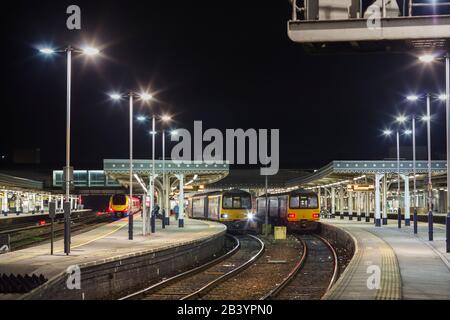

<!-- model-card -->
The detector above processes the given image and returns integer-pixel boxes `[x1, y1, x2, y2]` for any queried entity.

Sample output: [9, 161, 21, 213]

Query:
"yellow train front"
[107, 194, 141, 219]
[256, 189, 320, 232]
[187, 189, 254, 231]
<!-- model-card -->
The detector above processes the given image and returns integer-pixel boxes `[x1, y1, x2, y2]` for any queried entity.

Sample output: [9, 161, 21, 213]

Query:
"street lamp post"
[383, 127, 406, 228]
[110, 91, 153, 240]
[418, 53, 450, 251]
[40, 45, 100, 255]
[425, 94, 434, 241]
[396, 130, 402, 229]
[412, 116, 418, 234]
[161, 115, 172, 226]
[446, 54, 450, 253]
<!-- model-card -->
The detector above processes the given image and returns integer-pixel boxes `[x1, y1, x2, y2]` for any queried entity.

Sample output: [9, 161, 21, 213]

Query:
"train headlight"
[221, 213, 229, 219]
[247, 213, 254, 220]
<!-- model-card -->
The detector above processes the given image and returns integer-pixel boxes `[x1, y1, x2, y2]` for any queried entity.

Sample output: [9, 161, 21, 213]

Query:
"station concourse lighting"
[383, 129, 393, 136]
[38, 44, 100, 256]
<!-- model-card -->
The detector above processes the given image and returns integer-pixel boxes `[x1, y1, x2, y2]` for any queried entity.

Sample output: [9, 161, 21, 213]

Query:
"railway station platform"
[0, 216, 226, 300]
[324, 219, 450, 300]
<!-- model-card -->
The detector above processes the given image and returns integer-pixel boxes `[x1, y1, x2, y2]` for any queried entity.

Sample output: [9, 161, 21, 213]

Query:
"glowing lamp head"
[149, 131, 157, 135]
[140, 93, 153, 101]
[438, 94, 447, 101]
[418, 54, 435, 63]
[404, 129, 412, 136]
[137, 116, 147, 122]
[161, 115, 172, 122]
[82, 47, 100, 56]
[421, 115, 431, 122]
[39, 48, 55, 55]
[396, 115, 407, 123]
[109, 93, 122, 101]
[383, 129, 393, 136]
[171, 130, 179, 137]
[407, 95, 419, 102]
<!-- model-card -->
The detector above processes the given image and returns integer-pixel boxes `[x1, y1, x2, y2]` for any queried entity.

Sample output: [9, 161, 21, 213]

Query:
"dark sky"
[1, 0, 449, 171]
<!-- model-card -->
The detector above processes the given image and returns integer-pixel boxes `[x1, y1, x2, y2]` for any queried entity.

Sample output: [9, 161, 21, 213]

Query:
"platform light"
[39, 48, 56, 55]
[82, 46, 100, 56]
[161, 115, 172, 122]
[438, 94, 447, 101]
[137, 115, 147, 122]
[407, 95, 419, 102]
[109, 93, 122, 101]
[247, 213, 254, 220]
[404, 129, 413, 136]
[383, 129, 393, 136]
[149, 130, 157, 135]
[421, 115, 431, 122]
[419, 54, 436, 63]
[171, 130, 179, 136]
[396, 115, 407, 123]
[140, 92, 153, 101]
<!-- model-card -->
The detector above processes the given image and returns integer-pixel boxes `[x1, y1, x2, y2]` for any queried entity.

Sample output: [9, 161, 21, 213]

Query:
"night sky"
[1, 1, 449, 171]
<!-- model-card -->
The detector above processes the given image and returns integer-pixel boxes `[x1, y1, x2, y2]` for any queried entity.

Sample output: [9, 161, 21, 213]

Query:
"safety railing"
[291, 0, 450, 21]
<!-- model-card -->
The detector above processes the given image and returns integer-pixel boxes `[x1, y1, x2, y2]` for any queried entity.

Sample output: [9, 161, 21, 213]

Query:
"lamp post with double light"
[39, 45, 100, 255]
[383, 127, 411, 229]
[406, 93, 446, 240]
[137, 114, 173, 230]
[418, 53, 450, 251]
[110, 92, 153, 240]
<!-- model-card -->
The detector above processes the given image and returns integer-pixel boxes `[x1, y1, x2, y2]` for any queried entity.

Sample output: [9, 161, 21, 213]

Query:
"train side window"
[223, 196, 233, 208]
[290, 196, 299, 209]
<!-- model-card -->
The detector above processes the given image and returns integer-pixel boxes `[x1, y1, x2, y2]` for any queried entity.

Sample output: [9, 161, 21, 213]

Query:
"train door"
[208, 196, 220, 220]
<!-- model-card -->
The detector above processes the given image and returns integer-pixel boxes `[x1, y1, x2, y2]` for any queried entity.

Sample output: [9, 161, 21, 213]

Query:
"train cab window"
[223, 195, 251, 209]
[289, 194, 318, 209]
[112, 194, 127, 205]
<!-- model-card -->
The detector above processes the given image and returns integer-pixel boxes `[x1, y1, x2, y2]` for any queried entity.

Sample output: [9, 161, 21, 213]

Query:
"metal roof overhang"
[0, 173, 44, 191]
[103, 159, 229, 193]
[286, 160, 448, 188]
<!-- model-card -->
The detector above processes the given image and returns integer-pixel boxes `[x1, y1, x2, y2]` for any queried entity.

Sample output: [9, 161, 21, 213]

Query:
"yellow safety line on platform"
[70, 221, 129, 250]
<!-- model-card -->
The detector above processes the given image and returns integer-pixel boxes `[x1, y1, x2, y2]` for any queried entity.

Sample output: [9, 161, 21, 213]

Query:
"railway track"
[1, 214, 110, 251]
[262, 234, 339, 300]
[120, 234, 265, 300]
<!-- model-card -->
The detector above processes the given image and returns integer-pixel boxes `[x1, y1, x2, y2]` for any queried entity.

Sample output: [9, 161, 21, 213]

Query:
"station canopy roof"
[103, 159, 230, 193]
[286, 160, 448, 189]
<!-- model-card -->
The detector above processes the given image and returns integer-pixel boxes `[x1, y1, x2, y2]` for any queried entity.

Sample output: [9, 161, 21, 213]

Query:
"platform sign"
[0, 234, 10, 254]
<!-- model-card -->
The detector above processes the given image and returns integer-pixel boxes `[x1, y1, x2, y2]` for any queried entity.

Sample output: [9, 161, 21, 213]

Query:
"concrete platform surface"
[0, 216, 226, 282]
[325, 219, 450, 300]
